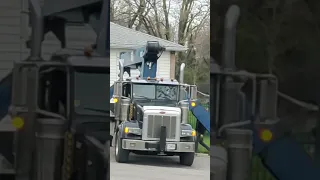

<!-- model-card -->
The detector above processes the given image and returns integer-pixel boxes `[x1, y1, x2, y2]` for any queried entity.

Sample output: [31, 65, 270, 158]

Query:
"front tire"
[179, 152, 195, 166]
[115, 132, 129, 163]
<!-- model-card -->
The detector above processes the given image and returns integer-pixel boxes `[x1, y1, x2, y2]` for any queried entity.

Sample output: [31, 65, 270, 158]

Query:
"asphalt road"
[110, 147, 210, 180]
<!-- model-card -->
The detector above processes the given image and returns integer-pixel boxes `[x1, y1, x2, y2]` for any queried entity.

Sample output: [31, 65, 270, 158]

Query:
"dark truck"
[10, 53, 110, 180]
[0, 0, 111, 179]
[111, 63, 198, 166]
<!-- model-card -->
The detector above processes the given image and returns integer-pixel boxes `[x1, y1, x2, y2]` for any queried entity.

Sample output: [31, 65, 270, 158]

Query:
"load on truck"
[110, 41, 200, 166]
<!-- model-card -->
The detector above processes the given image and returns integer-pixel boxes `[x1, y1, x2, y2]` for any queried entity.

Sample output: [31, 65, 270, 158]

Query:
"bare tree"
[112, 0, 210, 85]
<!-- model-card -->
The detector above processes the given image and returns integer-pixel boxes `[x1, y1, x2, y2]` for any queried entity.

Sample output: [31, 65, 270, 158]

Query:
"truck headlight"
[181, 130, 196, 137]
[124, 127, 142, 135]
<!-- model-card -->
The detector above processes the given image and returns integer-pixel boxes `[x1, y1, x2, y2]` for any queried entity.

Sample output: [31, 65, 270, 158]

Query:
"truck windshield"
[74, 71, 109, 116]
[132, 83, 178, 101]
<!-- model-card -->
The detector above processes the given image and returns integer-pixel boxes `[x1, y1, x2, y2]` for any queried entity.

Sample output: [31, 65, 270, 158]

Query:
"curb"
[196, 153, 209, 157]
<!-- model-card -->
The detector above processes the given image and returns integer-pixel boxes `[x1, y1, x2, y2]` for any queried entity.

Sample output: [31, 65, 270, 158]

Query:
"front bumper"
[122, 139, 195, 152]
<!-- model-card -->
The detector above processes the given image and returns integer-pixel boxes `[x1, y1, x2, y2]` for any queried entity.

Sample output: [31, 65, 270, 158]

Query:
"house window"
[120, 52, 126, 59]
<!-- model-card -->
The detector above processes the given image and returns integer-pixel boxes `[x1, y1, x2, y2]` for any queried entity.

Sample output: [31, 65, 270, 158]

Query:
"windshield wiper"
[157, 95, 172, 101]
[83, 107, 110, 115]
[134, 95, 153, 100]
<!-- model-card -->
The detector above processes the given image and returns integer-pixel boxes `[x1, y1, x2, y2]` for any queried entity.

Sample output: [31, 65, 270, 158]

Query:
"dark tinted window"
[74, 71, 109, 116]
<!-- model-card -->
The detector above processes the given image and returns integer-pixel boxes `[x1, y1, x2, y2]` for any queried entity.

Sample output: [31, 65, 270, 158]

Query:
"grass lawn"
[197, 135, 210, 154]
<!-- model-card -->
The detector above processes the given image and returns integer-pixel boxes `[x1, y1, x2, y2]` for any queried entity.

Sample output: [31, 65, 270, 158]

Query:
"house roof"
[110, 22, 187, 52]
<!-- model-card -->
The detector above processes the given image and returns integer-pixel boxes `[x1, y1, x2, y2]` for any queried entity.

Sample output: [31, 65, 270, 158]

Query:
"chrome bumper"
[122, 139, 195, 153]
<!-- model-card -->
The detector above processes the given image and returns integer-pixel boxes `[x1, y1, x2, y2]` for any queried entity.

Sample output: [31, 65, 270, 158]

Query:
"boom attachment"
[119, 41, 165, 78]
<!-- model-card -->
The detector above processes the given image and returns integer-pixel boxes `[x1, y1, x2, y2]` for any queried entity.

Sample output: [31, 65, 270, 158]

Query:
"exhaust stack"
[222, 5, 240, 71]
[119, 60, 124, 81]
[96, 0, 109, 57]
[179, 63, 185, 84]
[221, 5, 254, 180]
[179, 63, 186, 101]
[29, 0, 44, 60]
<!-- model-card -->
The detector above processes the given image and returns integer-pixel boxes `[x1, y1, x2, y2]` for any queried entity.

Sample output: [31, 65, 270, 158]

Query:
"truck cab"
[112, 64, 197, 166]
[7, 50, 110, 180]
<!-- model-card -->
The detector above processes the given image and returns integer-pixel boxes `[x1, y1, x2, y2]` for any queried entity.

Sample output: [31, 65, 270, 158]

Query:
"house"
[109, 23, 186, 85]
[0, 0, 187, 86]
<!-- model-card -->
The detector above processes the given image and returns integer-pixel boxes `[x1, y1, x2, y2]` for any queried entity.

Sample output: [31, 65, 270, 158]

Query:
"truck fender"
[116, 122, 125, 138]
[181, 124, 193, 131]
[117, 121, 140, 138]
[211, 145, 228, 180]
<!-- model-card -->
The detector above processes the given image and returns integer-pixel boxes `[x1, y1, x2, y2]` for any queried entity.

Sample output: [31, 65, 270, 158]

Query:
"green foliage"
[197, 135, 210, 154]
[236, 17, 268, 72]
[213, 0, 320, 102]
[183, 64, 209, 85]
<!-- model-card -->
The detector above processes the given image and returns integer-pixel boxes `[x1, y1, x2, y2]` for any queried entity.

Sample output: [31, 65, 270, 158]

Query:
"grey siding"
[0, 1, 20, 78]
[0, 0, 96, 79]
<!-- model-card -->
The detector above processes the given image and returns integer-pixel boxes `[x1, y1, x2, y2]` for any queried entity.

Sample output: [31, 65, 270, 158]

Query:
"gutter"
[110, 44, 187, 52]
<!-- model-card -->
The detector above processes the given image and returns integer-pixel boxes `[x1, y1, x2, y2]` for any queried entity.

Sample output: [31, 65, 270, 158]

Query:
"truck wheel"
[179, 152, 195, 166]
[115, 132, 129, 163]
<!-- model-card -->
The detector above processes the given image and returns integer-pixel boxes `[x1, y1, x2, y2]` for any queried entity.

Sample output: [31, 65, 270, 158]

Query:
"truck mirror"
[258, 79, 278, 120]
[190, 85, 197, 100]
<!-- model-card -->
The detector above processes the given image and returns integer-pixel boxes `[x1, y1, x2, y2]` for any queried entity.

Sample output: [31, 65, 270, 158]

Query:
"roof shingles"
[111, 22, 187, 52]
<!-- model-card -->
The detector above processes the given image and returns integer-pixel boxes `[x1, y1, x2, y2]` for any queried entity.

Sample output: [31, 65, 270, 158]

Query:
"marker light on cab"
[191, 101, 196, 107]
[12, 116, 24, 129]
[181, 129, 196, 137]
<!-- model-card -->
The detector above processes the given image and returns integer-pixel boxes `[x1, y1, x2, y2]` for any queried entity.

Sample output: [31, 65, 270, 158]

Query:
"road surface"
[110, 147, 210, 180]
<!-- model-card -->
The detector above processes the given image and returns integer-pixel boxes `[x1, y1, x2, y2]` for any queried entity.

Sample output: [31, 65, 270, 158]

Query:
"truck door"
[122, 83, 131, 98]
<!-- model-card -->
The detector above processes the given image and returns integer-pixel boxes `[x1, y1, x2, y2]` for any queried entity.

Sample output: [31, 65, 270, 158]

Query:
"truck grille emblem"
[159, 111, 165, 114]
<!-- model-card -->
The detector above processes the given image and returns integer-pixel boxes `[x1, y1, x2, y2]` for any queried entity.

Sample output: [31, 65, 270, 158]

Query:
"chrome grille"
[146, 115, 177, 140]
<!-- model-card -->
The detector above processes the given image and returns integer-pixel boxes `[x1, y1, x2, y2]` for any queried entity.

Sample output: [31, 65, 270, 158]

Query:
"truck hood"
[142, 106, 181, 113]
[135, 100, 177, 107]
